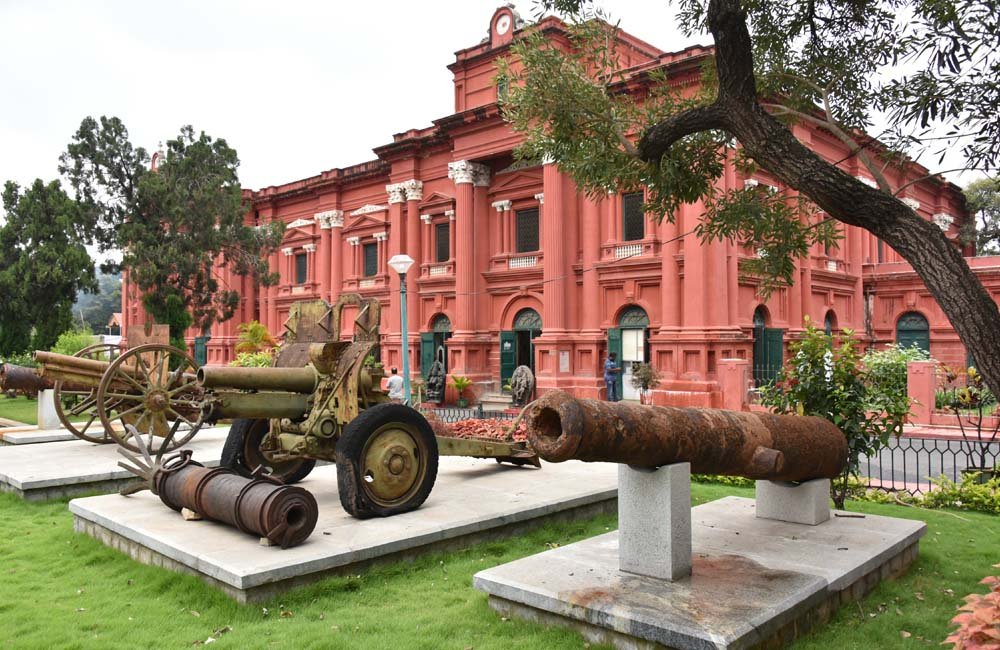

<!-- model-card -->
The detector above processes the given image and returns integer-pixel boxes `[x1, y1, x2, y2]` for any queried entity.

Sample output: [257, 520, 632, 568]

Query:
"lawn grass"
[0, 395, 37, 425]
[0, 483, 996, 648]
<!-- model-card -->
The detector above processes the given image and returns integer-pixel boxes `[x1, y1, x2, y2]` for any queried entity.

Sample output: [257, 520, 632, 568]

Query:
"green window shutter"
[516, 208, 539, 253]
[761, 328, 784, 385]
[435, 222, 450, 262]
[420, 332, 436, 379]
[622, 192, 645, 242]
[295, 253, 307, 284]
[500, 331, 516, 387]
[363, 243, 378, 277]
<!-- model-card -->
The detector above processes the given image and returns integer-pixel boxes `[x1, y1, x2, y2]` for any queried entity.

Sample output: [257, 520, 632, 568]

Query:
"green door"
[753, 327, 784, 386]
[194, 335, 210, 366]
[896, 312, 930, 354]
[607, 327, 623, 397]
[420, 332, 436, 379]
[500, 331, 516, 388]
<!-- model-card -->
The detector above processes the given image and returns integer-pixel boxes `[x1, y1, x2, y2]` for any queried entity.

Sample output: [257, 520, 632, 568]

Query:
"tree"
[73, 272, 122, 333]
[502, 0, 1000, 398]
[0, 180, 97, 354]
[963, 178, 1000, 255]
[59, 117, 283, 349]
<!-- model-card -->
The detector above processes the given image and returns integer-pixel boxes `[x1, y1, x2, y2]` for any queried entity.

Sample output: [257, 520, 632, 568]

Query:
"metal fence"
[418, 405, 518, 423]
[862, 435, 999, 496]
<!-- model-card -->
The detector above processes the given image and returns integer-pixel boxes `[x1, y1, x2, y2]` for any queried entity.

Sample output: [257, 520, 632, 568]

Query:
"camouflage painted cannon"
[524, 390, 848, 481]
[198, 294, 538, 519]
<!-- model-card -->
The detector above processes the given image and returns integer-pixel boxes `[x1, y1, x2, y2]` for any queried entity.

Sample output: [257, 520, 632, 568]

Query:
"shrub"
[451, 375, 473, 397]
[943, 563, 1000, 648]
[759, 321, 910, 509]
[229, 351, 274, 368]
[49, 328, 95, 356]
[2, 351, 37, 368]
[853, 472, 1000, 515]
[862, 344, 930, 407]
[629, 363, 662, 404]
[235, 321, 276, 355]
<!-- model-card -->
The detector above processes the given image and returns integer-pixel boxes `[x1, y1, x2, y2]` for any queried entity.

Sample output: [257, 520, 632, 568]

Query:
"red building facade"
[121, 7, 992, 406]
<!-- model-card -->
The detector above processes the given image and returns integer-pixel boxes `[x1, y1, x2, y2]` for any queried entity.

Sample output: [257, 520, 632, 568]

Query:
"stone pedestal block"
[37, 389, 61, 430]
[755, 478, 831, 526]
[618, 462, 692, 581]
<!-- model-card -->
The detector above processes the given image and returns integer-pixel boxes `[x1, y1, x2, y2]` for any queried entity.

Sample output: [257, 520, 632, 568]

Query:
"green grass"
[0, 484, 996, 648]
[0, 395, 38, 425]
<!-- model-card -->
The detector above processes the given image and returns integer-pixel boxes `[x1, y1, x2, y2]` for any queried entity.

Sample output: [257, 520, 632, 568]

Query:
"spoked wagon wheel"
[96, 343, 204, 456]
[335, 403, 438, 519]
[54, 343, 120, 443]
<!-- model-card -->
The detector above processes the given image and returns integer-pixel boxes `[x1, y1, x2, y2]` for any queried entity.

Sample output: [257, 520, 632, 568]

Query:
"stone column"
[315, 210, 335, 300]
[386, 183, 406, 334]
[848, 223, 864, 329]
[447, 161, 489, 335]
[329, 211, 344, 301]
[282, 246, 294, 280]
[404, 181, 424, 379]
[659, 212, 680, 329]
[420, 213, 432, 263]
[492, 200, 511, 257]
[303, 243, 317, 286]
[347, 237, 360, 279]
[447, 210, 456, 260]
[542, 161, 566, 332]
[580, 196, 601, 332]
[267, 249, 279, 332]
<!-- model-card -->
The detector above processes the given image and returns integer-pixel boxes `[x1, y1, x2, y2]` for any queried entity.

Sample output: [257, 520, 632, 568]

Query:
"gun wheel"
[336, 403, 438, 519]
[96, 344, 204, 456]
[221, 418, 316, 484]
[55, 343, 120, 444]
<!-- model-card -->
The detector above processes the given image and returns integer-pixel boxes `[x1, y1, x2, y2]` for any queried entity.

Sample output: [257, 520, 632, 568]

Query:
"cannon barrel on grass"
[525, 391, 847, 481]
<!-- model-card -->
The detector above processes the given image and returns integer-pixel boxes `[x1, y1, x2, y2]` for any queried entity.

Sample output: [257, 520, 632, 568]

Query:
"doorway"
[421, 314, 452, 379]
[752, 306, 784, 387]
[501, 308, 542, 389]
[608, 306, 649, 401]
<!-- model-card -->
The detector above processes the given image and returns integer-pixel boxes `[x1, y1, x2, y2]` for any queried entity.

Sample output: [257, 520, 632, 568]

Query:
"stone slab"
[619, 463, 691, 581]
[0, 426, 230, 500]
[1, 428, 76, 445]
[475, 496, 926, 650]
[755, 478, 831, 526]
[70, 458, 619, 601]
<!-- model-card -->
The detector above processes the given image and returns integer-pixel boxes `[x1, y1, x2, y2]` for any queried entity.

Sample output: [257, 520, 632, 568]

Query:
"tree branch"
[637, 104, 727, 163]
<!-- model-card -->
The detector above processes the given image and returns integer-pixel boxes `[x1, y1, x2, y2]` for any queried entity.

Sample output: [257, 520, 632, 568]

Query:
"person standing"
[604, 352, 621, 402]
[387, 367, 404, 403]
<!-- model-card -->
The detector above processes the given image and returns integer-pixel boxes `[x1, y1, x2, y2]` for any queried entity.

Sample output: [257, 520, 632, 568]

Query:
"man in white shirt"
[386, 367, 404, 403]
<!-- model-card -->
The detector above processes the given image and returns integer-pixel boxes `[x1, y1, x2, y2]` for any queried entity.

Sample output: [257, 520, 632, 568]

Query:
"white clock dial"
[496, 14, 511, 35]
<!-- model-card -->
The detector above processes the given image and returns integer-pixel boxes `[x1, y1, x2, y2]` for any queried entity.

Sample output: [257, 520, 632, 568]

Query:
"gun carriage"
[33, 295, 537, 519]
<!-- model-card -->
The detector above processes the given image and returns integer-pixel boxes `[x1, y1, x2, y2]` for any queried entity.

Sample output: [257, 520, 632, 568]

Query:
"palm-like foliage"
[235, 320, 277, 355]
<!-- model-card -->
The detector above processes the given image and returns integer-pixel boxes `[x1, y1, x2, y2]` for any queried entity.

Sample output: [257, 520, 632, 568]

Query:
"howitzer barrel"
[0, 363, 52, 394]
[201, 390, 311, 421]
[197, 366, 317, 394]
[33, 351, 112, 376]
[153, 455, 318, 548]
[525, 391, 847, 481]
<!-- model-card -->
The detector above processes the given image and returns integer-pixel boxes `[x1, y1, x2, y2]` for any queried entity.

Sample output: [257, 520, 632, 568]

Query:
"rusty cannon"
[524, 391, 847, 481]
[0, 362, 52, 398]
[33, 340, 202, 449]
[191, 294, 538, 520]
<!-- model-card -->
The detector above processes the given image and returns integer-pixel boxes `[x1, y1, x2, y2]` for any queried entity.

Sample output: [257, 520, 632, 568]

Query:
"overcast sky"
[0, 0, 692, 199]
[0, 0, 979, 218]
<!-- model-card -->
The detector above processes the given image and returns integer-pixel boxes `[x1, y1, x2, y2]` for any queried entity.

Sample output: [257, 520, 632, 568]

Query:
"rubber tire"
[335, 403, 439, 519]
[220, 418, 316, 485]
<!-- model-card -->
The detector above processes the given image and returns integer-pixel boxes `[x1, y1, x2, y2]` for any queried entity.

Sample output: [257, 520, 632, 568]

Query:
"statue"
[425, 346, 446, 404]
[510, 365, 535, 407]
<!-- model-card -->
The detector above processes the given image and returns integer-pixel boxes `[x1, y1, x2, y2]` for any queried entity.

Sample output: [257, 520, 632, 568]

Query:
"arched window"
[618, 306, 650, 328]
[431, 314, 452, 333]
[513, 308, 542, 331]
[896, 312, 930, 353]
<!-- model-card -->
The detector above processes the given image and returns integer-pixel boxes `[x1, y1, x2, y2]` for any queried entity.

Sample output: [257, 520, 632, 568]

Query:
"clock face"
[496, 14, 511, 35]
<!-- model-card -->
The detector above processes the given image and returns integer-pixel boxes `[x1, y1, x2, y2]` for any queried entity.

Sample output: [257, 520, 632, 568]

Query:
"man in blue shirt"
[604, 352, 621, 402]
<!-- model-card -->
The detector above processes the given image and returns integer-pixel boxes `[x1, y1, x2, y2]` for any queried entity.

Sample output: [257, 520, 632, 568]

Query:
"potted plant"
[629, 363, 662, 405]
[940, 365, 1000, 483]
[451, 375, 473, 408]
[411, 378, 426, 405]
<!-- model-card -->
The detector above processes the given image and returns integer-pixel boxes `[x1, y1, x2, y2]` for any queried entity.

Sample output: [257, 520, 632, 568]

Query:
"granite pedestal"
[0, 426, 230, 500]
[70, 458, 620, 602]
[475, 496, 926, 649]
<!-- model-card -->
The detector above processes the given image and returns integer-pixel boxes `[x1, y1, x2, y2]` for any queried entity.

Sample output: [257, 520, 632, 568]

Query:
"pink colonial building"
[121, 6, 997, 406]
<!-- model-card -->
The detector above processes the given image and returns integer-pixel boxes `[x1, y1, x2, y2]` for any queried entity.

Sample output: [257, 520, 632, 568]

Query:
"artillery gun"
[199, 294, 538, 518]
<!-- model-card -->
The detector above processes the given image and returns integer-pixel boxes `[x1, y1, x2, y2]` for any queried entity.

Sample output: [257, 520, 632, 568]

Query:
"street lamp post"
[388, 254, 415, 405]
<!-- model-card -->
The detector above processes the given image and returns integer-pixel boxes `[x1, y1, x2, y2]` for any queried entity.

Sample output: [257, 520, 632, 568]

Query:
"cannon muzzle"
[0, 363, 52, 395]
[525, 391, 847, 482]
[197, 366, 318, 394]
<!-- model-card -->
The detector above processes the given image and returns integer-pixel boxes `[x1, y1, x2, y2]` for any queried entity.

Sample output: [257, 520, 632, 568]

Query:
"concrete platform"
[70, 458, 619, 602]
[475, 496, 926, 650]
[0, 426, 230, 500]
[0, 427, 76, 445]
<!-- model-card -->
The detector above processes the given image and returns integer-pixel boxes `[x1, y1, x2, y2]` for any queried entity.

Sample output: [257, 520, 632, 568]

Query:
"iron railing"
[418, 405, 518, 423]
[862, 435, 999, 495]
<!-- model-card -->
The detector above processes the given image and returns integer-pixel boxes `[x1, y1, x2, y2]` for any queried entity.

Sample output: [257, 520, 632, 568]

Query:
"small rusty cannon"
[0, 362, 51, 397]
[525, 391, 847, 481]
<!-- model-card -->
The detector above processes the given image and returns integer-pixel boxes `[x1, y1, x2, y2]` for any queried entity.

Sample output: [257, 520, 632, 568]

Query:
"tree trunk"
[638, 0, 1000, 398]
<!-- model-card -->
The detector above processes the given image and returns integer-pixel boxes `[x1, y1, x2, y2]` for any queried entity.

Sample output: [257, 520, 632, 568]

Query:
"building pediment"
[490, 168, 543, 194]
[419, 191, 454, 212]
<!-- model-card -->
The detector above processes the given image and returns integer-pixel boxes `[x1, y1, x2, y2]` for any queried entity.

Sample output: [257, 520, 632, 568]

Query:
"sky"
[0, 0, 692, 198]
